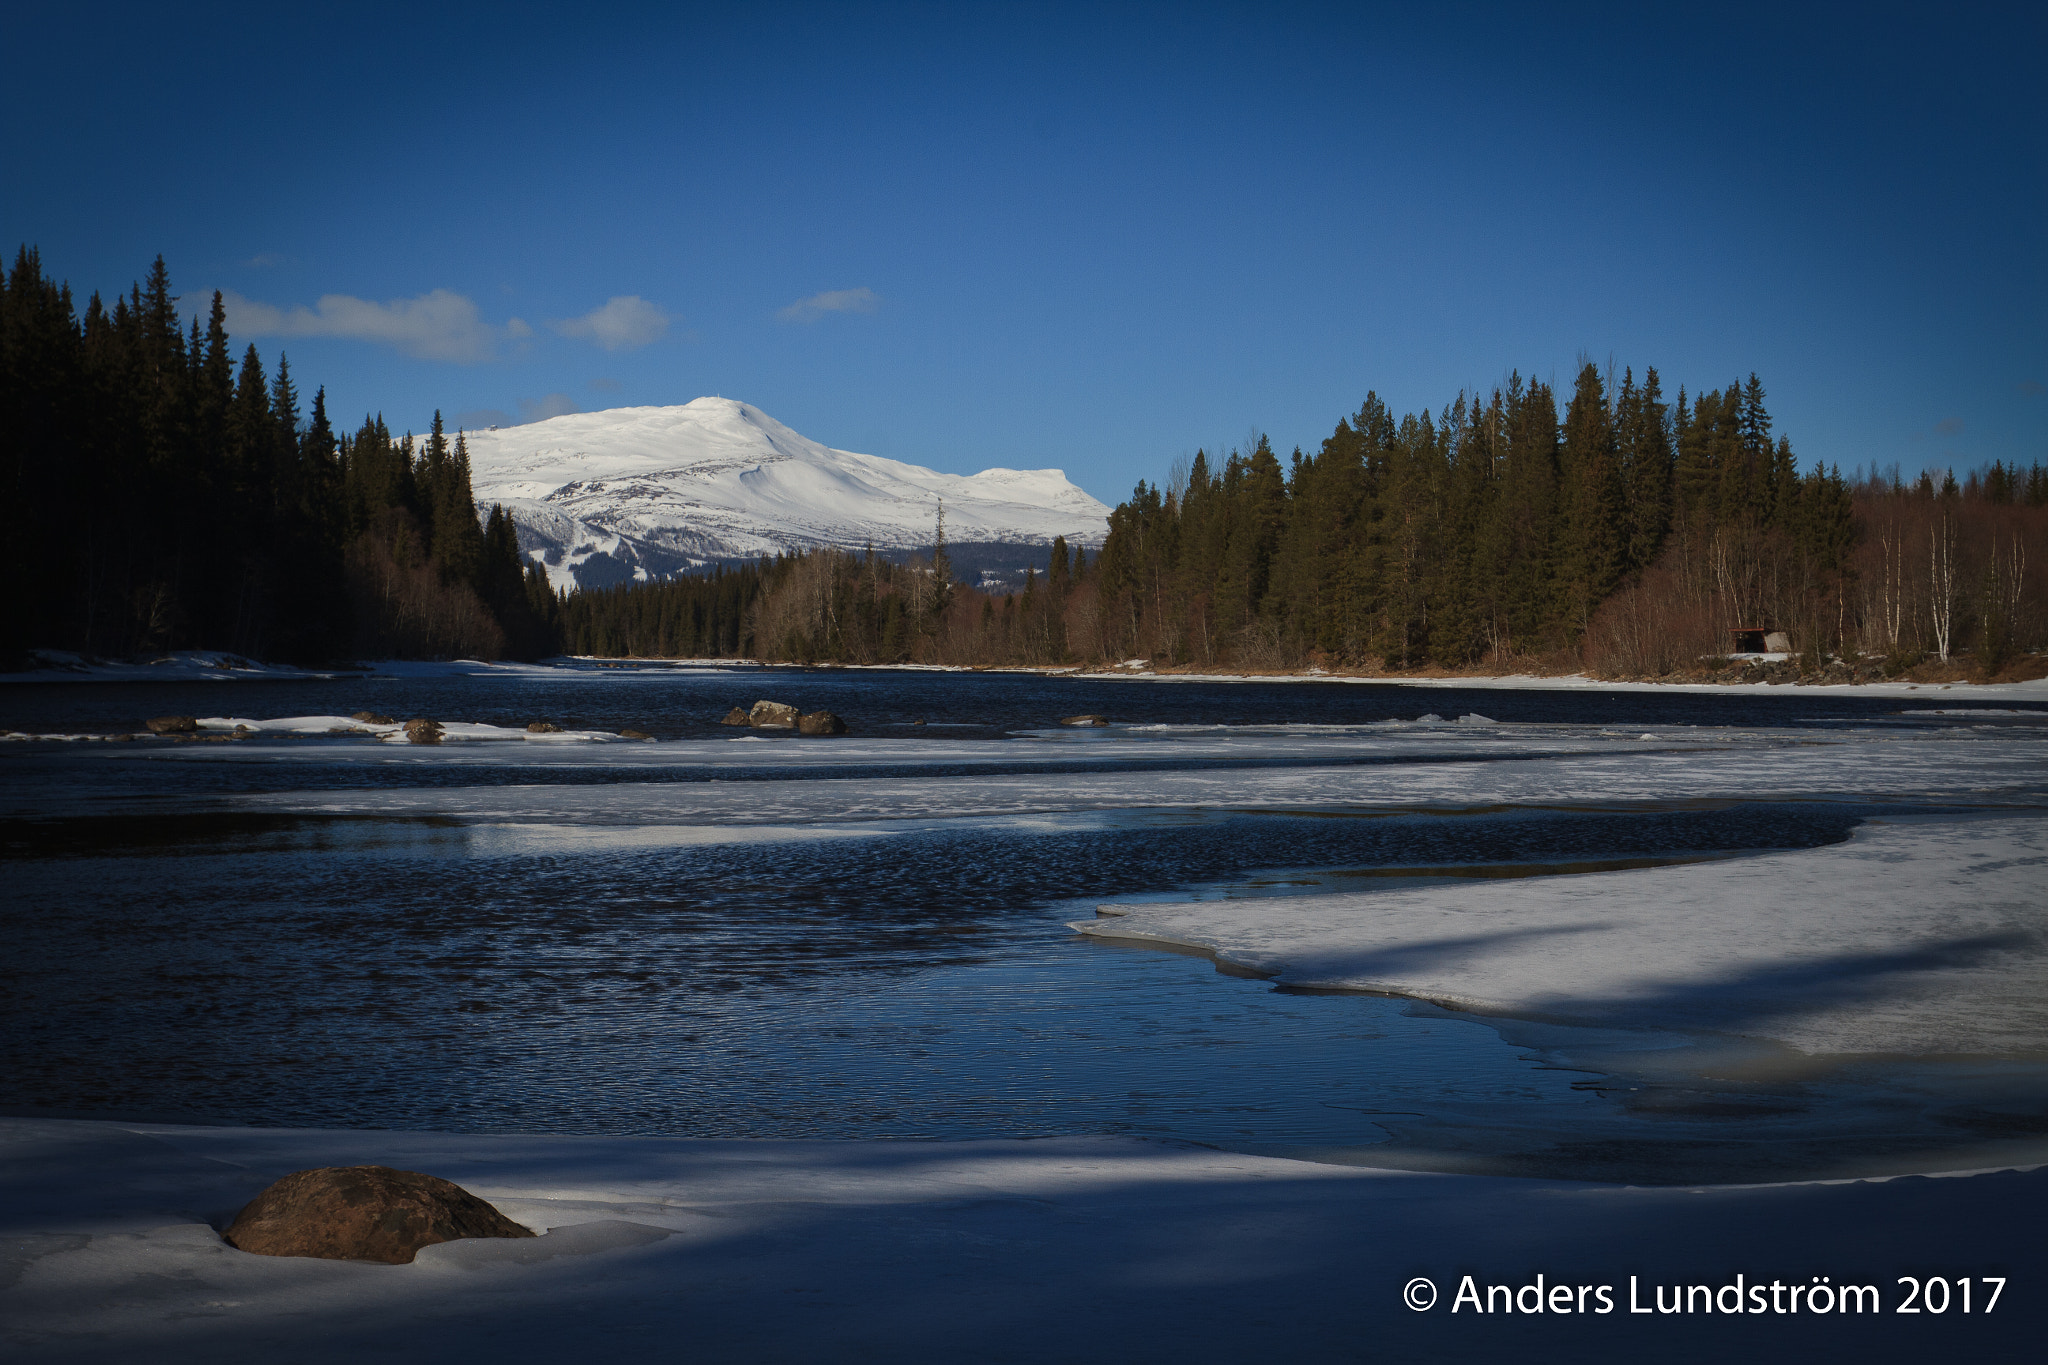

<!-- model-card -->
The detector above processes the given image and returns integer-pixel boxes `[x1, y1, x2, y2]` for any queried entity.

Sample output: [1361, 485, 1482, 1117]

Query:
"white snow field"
[461, 399, 1113, 590]
[2, 1118, 2038, 1364]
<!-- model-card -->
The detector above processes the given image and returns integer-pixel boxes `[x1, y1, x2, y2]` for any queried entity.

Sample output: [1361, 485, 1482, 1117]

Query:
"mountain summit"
[464, 398, 1111, 591]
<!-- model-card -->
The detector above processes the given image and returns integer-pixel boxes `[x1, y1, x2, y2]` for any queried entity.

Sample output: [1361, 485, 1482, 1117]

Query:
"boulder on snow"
[403, 718, 444, 744]
[619, 729, 654, 740]
[798, 710, 847, 735]
[351, 711, 394, 725]
[223, 1165, 534, 1264]
[1060, 714, 1108, 727]
[748, 700, 800, 730]
[720, 707, 750, 726]
[146, 715, 197, 734]
[525, 721, 562, 733]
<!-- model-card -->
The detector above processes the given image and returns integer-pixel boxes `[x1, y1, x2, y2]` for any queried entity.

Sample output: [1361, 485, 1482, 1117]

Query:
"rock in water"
[525, 720, 562, 733]
[146, 715, 197, 734]
[351, 711, 394, 725]
[223, 1165, 535, 1264]
[403, 719, 444, 744]
[1060, 714, 1108, 727]
[748, 700, 800, 730]
[798, 710, 847, 735]
[720, 707, 750, 726]
[619, 729, 653, 740]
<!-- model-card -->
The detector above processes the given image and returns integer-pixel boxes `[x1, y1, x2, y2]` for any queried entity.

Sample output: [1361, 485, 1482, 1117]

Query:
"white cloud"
[221, 288, 504, 363]
[506, 317, 534, 339]
[778, 287, 880, 323]
[552, 295, 669, 351]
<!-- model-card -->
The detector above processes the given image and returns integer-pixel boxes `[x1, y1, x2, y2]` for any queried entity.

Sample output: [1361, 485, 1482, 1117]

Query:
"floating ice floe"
[182, 716, 626, 743]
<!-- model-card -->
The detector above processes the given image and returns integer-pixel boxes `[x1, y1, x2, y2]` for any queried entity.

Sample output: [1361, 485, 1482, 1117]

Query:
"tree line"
[1, 248, 556, 664]
[7, 247, 2040, 676]
[724, 364, 2042, 678]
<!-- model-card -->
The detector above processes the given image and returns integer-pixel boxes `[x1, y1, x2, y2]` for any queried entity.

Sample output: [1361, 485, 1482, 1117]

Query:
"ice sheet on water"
[189, 715, 625, 742]
[1077, 814, 2048, 1056]
[212, 725, 2042, 829]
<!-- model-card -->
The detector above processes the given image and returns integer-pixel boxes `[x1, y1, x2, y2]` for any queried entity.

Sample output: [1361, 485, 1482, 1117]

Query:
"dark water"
[0, 667, 2031, 1151]
[2, 659, 2030, 741]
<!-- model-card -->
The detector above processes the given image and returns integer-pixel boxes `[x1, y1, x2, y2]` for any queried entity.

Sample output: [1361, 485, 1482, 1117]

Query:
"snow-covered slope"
[463, 399, 1111, 591]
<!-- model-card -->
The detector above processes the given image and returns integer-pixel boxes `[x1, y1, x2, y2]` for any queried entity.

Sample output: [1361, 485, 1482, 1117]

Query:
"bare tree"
[1929, 501, 1959, 663]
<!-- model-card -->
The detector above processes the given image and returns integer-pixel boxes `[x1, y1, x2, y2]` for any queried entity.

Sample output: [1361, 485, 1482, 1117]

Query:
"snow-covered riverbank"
[2, 1117, 2037, 1364]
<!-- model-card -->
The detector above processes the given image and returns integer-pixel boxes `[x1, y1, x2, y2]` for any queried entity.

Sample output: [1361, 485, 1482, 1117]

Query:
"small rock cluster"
[722, 699, 847, 735]
[1701, 657, 1889, 686]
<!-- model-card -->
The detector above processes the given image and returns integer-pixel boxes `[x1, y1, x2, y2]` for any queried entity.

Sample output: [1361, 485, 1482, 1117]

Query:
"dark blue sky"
[6, 2, 2041, 501]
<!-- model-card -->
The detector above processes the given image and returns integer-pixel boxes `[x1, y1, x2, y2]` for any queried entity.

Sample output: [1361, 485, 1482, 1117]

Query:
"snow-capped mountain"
[463, 399, 1111, 592]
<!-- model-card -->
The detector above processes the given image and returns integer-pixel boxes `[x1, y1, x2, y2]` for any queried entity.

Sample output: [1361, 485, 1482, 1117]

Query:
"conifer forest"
[5, 249, 2043, 678]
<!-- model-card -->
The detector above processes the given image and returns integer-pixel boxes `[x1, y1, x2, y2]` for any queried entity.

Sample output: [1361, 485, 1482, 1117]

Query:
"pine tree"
[1615, 366, 1673, 573]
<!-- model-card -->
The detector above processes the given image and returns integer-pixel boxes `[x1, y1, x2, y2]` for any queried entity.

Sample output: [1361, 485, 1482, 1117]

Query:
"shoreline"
[7, 647, 2048, 705]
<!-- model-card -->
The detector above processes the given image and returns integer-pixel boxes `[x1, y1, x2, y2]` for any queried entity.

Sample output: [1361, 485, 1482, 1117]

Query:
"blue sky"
[6, 2, 2042, 503]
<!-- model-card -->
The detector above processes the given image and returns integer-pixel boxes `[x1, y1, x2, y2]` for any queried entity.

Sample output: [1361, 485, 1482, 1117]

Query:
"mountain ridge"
[463, 398, 1110, 591]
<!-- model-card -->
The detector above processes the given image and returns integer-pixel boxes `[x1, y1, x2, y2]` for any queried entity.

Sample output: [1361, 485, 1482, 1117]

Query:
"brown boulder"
[351, 711, 395, 725]
[619, 729, 653, 740]
[797, 710, 847, 735]
[525, 720, 563, 733]
[146, 715, 198, 734]
[403, 718, 444, 744]
[720, 707, 750, 726]
[223, 1164, 535, 1264]
[748, 700, 800, 730]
